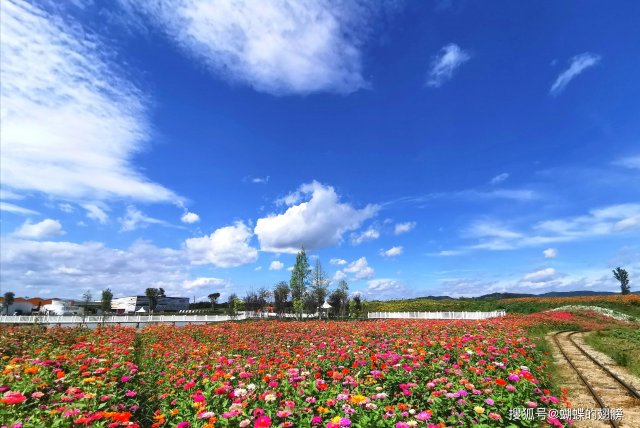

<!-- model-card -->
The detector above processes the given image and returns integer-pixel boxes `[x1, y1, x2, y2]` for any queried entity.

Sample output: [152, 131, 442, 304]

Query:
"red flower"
[495, 378, 507, 386]
[1, 391, 27, 405]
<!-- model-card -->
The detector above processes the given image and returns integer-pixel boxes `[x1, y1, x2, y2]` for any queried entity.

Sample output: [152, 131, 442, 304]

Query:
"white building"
[0, 298, 35, 315]
[111, 296, 189, 314]
[41, 299, 83, 315]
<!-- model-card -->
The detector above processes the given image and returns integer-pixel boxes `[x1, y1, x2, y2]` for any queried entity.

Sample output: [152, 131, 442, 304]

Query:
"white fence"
[367, 310, 507, 320]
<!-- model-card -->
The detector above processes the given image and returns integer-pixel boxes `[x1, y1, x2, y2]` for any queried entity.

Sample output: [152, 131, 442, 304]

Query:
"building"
[0, 297, 38, 315]
[111, 296, 189, 314]
[41, 299, 84, 315]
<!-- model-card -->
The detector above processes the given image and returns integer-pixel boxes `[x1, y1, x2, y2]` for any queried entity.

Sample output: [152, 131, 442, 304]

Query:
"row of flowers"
[4, 311, 623, 427]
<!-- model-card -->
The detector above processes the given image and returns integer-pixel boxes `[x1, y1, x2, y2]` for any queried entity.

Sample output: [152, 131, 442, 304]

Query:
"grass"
[584, 327, 640, 378]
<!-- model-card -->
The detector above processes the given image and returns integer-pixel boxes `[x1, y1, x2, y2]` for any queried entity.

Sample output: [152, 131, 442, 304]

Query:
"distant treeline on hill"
[365, 292, 640, 318]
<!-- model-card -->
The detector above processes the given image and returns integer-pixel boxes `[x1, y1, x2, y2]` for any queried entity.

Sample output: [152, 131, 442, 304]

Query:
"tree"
[158, 288, 166, 297]
[349, 293, 363, 319]
[3, 292, 15, 315]
[81, 290, 92, 323]
[273, 281, 290, 318]
[613, 267, 631, 295]
[101, 289, 113, 314]
[309, 259, 329, 314]
[227, 293, 239, 317]
[145, 288, 160, 312]
[328, 280, 349, 317]
[208, 292, 221, 306]
[257, 287, 272, 313]
[290, 247, 311, 319]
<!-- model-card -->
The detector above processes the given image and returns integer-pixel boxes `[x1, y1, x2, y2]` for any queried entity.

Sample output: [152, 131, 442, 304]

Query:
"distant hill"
[412, 290, 640, 300]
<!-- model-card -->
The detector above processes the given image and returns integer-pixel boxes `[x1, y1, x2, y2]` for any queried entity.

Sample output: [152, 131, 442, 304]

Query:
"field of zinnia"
[2, 318, 571, 427]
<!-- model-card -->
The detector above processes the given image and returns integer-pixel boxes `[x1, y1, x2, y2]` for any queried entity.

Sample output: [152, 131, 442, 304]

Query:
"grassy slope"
[584, 327, 640, 378]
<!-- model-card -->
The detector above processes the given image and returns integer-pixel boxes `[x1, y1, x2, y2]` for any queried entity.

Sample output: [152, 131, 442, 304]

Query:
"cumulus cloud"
[490, 173, 509, 185]
[123, 0, 375, 95]
[380, 246, 403, 257]
[550, 52, 601, 96]
[350, 227, 380, 245]
[0, 238, 191, 297]
[185, 221, 258, 268]
[543, 248, 558, 259]
[330, 258, 347, 265]
[342, 257, 374, 280]
[254, 181, 378, 253]
[181, 211, 200, 224]
[13, 219, 64, 239]
[269, 260, 284, 271]
[0, 0, 177, 203]
[426, 43, 470, 87]
[365, 278, 403, 295]
[394, 221, 416, 235]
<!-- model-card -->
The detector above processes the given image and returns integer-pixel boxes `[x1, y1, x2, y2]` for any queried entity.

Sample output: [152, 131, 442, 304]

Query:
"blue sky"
[1, 0, 639, 301]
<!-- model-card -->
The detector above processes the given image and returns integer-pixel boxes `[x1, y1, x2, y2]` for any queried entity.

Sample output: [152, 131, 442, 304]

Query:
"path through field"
[548, 332, 640, 427]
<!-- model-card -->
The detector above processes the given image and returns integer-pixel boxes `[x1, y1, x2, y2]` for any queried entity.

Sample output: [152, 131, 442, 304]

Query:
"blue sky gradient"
[1, 0, 639, 301]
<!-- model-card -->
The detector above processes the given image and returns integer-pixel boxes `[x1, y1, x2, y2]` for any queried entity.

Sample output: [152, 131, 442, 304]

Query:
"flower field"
[1, 318, 574, 427]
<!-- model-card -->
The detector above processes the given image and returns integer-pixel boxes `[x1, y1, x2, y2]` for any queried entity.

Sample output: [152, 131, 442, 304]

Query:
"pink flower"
[311, 416, 322, 425]
[176, 423, 190, 428]
[416, 411, 431, 421]
[125, 390, 137, 397]
[0, 391, 26, 405]
[339, 418, 351, 427]
[254, 415, 272, 428]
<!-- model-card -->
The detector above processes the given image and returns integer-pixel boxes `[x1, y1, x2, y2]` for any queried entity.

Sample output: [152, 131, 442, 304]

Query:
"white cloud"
[332, 270, 347, 282]
[467, 221, 523, 239]
[185, 221, 258, 268]
[181, 211, 200, 224]
[523, 268, 557, 283]
[13, 218, 64, 240]
[254, 266, 263, 271]
[380, 246, 403, 257]
[350, 227, 380, 245]
[183, 277, 229, 290]
[125, 0, 372, 95]
[366, 278, 403, 295]
[426, 43, 470, 87]
[0, 238, 196, 297]
[255, 181, 378, 253]
[0, 202, 39, 216]
[269, 260, 284, 271]
[343, 257, 374, 280]
[330, 258, 347, 265]
[119, 206, 170, 232]
[0, 189, 24, 200]
[543, 248, 558, 259]
[83, 204, 109, 224]
[613, 155, 640, 170]
[394, 221, 416, 235]
[0, 0, 177, 203]
[490, 173, 509, 185]
[252, 176, 270, 184]
[550, 52, 601, 96]
[58, 203, 74, 213]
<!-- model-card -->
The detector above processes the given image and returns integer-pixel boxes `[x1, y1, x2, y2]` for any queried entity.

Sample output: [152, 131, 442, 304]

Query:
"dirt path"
[547, 331, 640, 427]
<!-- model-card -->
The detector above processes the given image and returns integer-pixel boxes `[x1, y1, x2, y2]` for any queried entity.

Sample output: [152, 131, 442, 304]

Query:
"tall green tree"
[273, 281, 290, 317]
[145, 288, 160, 312]
[328, 280, 349, 317]
[81, 290, 92, 323]
[613, 267, 631, 295]
[309, 259, 329, 312]
[101, 289, 113, 313]
[3, 291, 15, 315]
[290, 247, 311, 318]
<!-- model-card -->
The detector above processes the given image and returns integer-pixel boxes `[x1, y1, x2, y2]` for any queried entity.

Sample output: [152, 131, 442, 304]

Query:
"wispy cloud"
[380, 246, 403, 257]
[613, 155, 640, 170]
[119, 206, 173, 232]
[0, 0, 177, 203]
[394, 222, 416, 235]
[123, 0, 377, 95]
[550, 52, 601, 96]
[426, 43, 470, 87]
[0, 202, 39, 216]
[351, 227, 380, 245]
[490, 173, 509, 185]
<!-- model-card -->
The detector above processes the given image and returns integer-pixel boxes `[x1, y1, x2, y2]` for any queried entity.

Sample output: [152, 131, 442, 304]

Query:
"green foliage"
[613, 267, 631, 295]
[100, 288, 113, 313]
[3, 291, 15, 315]
[585, 327, 640, 377]
[292, 298, 304, 319]
[145, 288, 160, 312]
[309, 259, 328, 311]
[290, 247, 311, 302]
[328, 280, 349, 317]
[273, 281, 290, 316]
[208, 292, 221, 305]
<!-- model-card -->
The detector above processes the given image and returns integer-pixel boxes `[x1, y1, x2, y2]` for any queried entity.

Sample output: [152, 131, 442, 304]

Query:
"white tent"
[135, 307, 146, 313]
[321, 301, 332, 309]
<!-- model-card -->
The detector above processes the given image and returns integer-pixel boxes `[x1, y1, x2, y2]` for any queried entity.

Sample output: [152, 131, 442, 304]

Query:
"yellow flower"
[474, 406, 485, 414]
[350, 394, 367, 405]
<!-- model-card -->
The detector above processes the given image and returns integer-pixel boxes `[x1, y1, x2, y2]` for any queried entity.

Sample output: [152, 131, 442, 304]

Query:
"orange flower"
[24, 366, 40, 375]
